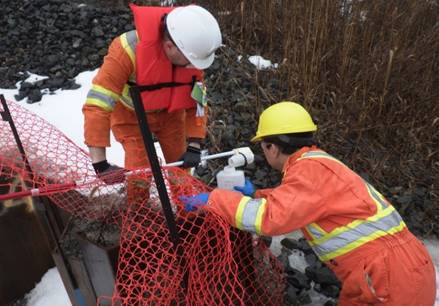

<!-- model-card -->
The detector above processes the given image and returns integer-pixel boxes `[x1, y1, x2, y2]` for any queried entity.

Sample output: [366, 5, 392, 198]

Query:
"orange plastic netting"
[0, 98, 284, 305]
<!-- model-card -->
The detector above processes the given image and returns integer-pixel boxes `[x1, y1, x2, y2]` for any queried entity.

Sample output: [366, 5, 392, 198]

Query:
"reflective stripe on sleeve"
[85, 85, 120, 111]
[307, 223, 327, 240]
[235, 197, 267, 235]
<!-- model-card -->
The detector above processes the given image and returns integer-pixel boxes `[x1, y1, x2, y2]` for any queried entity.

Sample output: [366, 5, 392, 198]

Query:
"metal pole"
[129, 87, 180, 246]
[0, 95, 33, 178]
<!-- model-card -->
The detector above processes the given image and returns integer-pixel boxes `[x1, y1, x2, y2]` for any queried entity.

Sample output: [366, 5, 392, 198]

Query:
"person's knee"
[123, 139, 149, 169]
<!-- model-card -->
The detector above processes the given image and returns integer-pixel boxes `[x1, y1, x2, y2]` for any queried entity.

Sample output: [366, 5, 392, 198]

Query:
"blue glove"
[179, 192, 210, 212]
[233, 178, 255, 196]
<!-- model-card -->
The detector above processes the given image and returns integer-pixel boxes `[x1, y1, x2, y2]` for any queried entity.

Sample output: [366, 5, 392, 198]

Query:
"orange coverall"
[83, 33, 207, 169]
[206, 146, 436, 305]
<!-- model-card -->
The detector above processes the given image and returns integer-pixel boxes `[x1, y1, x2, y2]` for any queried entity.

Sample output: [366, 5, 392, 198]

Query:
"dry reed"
[194, 0, 439, 233]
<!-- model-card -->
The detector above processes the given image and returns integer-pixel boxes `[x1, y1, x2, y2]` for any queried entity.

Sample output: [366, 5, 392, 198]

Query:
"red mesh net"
[0, 99, 284, 305]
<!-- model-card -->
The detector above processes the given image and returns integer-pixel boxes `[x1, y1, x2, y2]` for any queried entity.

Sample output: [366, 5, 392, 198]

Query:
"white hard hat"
[166, 5, 222, 70]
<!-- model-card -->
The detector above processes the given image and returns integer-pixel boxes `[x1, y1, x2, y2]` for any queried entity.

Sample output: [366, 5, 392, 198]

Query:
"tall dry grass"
[190, 0, 438, 230]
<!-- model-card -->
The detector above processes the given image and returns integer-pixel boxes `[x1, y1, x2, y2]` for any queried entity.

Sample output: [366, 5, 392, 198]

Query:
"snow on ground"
[247, 55, 279, 69]
[1, 72, 438, 305]
[0, 70, 125, 167]
[23, 268, 71, 306]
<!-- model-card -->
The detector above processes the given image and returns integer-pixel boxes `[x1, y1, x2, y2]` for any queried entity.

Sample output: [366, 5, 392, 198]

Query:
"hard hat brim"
[250, 135, 262, 143]
[185, 52, 215, 70]
[250, 125, 317, 143]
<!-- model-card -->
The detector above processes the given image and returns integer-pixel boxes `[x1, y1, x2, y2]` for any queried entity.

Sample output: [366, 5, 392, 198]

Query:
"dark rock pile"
[1, 0, 132, 102]
[273, 236, 340, 305]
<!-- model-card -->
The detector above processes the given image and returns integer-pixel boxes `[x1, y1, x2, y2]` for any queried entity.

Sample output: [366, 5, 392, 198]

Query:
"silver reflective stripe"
[120, 84, 134, 109]
[241, 199, 265, 233]
[366, 183, 388, 210]
[121, 30, 138, 68]
[307, 224, 325, 239]
[301, 151, 343, 163]
[304, 151, 324, 157]
[303, 151, 333, 158]
[119, 31, 137, 108]
[87, 90, 116, 109]
[124, 30, 138, 54]
[301, 150, 404, 261]
[310, 208, 403, 258]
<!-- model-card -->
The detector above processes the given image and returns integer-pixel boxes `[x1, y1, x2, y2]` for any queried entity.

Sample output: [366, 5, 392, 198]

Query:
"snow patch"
[23, 72, 49, 84]
[1, 70, 125, 167]
[24, 268, 71, 306]
[288, 249, 308, 274]
[270, 231, 333, 305]
[248, 55, 278, 70]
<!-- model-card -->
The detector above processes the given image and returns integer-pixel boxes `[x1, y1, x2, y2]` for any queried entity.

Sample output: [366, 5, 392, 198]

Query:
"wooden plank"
[69, 257, 98, 305]
[77, 236, 118, 300]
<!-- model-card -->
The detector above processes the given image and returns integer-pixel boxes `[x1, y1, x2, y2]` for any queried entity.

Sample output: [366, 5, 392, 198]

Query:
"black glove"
[179, 145, 201, 168]
[92, 160, 126, 184]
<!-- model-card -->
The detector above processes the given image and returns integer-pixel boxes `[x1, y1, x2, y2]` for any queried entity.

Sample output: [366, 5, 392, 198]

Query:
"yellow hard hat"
[251, 101, 317, 142]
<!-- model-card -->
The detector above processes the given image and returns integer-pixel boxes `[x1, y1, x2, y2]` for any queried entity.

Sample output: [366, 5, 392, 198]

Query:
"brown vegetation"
[197, 0, 439, 235]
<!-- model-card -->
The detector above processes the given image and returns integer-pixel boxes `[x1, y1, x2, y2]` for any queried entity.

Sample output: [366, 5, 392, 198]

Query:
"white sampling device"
[216, 147, 254, 190]
[136, 147, 255, 191]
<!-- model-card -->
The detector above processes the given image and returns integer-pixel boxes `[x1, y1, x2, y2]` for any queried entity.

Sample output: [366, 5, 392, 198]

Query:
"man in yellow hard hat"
[180, 101, 436, 306]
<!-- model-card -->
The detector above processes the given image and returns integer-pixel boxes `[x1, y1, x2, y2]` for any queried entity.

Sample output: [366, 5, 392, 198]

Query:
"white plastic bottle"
[216, 165, 245, 190]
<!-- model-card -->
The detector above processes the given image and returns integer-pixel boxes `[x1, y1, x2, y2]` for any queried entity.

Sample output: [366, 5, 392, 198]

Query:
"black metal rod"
[0, 95, 34, 179]
[129, 87, 180, 247]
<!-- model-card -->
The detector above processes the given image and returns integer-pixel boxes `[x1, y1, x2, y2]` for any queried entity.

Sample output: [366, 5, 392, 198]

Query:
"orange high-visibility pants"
[110, 102, 186, 170]
[334, 231, 436, 306]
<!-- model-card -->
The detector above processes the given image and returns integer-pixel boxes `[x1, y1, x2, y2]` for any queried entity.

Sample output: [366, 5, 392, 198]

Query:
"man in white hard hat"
[82, 4, 222, 180]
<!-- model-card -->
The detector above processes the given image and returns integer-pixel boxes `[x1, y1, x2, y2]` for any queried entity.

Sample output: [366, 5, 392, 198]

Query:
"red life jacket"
[130, 4, 204, 112]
